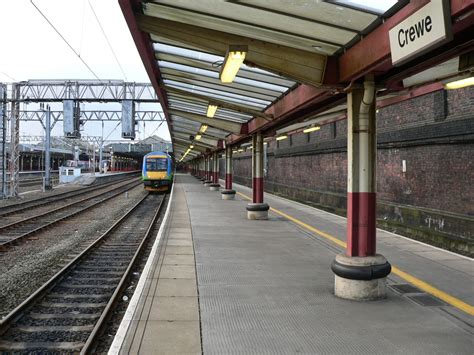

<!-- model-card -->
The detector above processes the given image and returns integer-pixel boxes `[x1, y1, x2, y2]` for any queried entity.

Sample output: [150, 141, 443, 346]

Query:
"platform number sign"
[389, 0, 452, 66]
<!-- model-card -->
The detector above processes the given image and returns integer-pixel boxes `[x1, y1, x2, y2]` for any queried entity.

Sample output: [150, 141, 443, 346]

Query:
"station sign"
[389, 0, 452, 66]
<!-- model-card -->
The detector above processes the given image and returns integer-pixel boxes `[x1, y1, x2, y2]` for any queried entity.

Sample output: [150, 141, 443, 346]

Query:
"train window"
[146, 158, 168, 171]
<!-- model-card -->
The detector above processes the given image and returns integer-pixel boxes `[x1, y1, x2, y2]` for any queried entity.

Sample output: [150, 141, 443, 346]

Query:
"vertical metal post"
[0, 84, 7, 198]
[251, 135, 256, 201]
[225, 145, 233, 190]
[92, 146, 96, 176]
[9, 84, 20, 198]
[99, 121, 104, 173]
[346, 85, 376, 256]
[331, 75, 390, 301]
[253, 133, 264, 204]
[44, 105, 52, 190]
[246, 132, 268, 218]
[213, 151, 218, 183]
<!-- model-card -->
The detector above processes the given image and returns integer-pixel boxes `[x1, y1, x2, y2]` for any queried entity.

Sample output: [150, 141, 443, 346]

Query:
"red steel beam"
[376, 82, 444, 108]
[338, 0, 474, 83]
[339, 0, 430, 83]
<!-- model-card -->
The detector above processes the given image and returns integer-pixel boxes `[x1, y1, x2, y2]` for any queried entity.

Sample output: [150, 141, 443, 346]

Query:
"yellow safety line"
[236, 191, 474, 316]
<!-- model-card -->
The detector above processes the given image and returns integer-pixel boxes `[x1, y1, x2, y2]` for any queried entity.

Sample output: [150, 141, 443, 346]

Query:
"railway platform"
[69, 170, 140, 186]
[110, 173, 473, 354]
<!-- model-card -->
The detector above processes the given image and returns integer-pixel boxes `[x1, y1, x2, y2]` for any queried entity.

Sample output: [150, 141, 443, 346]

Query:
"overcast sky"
[0, 0, 170, 142]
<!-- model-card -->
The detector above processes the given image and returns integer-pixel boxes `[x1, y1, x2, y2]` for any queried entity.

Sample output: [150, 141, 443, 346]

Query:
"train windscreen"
[146, 157, 168, 172]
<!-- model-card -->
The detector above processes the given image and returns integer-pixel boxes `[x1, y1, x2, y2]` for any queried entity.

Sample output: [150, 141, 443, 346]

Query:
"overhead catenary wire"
[88, 0, 128, 81]
[30, 0, 102, 81]
[79, 0, 86, 56]
[0, 72, 17, 82]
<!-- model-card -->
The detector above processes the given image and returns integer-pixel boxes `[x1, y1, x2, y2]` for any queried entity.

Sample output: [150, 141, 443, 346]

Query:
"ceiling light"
[276, 135, 288, 141]
[237, 148, 244, 152]
[190, 145, 194, 149]
[444, 76, 474, 90]
[303, 126, 320, 133]
[200, 124, 208, 133]
[207, 104, 218, 118]
[219, 45, 247, 83]
[195, 134, 202, 140]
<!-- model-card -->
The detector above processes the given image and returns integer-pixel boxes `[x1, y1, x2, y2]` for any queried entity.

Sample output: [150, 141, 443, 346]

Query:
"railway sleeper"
[13, 325, 94, 332]
[0, 340, 84, 351]
[39, 302, 108, 308]
[29, 313, 100, 320]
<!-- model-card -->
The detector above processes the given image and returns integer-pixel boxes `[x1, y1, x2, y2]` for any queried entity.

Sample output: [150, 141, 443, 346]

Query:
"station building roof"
[120, 0, 474, 161]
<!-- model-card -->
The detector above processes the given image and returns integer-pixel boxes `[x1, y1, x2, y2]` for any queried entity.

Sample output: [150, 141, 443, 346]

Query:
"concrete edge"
[108, 183, 175, 355]
[221, 178, 473, 262]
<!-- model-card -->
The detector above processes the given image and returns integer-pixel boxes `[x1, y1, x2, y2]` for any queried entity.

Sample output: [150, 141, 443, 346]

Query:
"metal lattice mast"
[9, 84, 20, 197]
[0, 84, 7, 198]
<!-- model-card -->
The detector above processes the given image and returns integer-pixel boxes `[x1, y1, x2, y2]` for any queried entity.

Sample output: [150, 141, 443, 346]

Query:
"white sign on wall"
[389, 0, 452, 66]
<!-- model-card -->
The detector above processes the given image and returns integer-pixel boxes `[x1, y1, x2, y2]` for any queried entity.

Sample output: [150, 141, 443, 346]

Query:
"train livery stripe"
[235, 191, 474, 316]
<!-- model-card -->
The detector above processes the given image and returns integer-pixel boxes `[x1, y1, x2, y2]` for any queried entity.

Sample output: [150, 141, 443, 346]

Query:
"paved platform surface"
[112, 174, 473, 354]
[111, 182, 201, 354]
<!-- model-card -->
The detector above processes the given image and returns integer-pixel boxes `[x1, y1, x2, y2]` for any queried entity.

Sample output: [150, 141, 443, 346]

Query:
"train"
[142, 151, 173, 192]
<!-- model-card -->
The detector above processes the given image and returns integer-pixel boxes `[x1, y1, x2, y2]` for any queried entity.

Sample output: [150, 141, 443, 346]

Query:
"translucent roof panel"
[164, 80, 273, 107]
[330, 1, 402, 15]
[159, 61, 289, 93]
[136, 0, 410, 161]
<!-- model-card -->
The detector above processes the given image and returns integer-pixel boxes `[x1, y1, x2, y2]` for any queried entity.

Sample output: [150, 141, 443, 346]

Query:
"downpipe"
[358, 75, 375, 189]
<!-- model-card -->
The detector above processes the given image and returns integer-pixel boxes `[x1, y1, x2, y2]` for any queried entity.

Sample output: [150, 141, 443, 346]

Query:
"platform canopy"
[120, 0, 474, 161]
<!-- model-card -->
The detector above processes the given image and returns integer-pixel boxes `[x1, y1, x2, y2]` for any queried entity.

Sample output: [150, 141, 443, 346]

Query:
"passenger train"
[142, 151, 173, 192]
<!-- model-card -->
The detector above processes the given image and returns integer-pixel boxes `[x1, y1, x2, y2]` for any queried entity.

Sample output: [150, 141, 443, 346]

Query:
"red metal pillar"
[213, 151, 219, 183]
[346, 83, 376, 257]
[206, 155, 211, 181]
[225, 145, 233, 190]
[331, 75, 390, 300]
[246, 132, 268, 218]
[252, 133, 264, 204]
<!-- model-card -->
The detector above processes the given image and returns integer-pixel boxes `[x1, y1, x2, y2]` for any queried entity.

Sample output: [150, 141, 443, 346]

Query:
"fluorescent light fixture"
[276, 135, 288, 141]
[444, 76, 474, 90]
[232, 150, 238, 154]
[219, 45, 248, 83]
[237, 148, 244, 152]
[303, 126, 320, 133]
[200, 124, 208, 133]
[207, 104, 218, 118]
[195, 134, 202, 140]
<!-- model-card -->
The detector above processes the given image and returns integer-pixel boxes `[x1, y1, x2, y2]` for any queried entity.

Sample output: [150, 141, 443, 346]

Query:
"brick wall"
[229, 86, 474, 253]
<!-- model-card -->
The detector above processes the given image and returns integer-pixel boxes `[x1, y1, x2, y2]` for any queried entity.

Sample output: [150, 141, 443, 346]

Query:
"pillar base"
[221, 189, 236, 200]
[331, 253, 391, 301]
[246, 203, 269, 220]
[200, 178, 206, 183]
[204, 180, 213, 186]
[209, 183, 220, 191]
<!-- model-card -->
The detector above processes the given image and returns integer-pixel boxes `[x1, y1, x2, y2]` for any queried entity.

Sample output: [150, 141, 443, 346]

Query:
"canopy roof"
[120, 0, 474, 161]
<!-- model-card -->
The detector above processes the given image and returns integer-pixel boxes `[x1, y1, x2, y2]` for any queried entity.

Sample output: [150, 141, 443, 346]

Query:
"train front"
[142, 152, 172, 192]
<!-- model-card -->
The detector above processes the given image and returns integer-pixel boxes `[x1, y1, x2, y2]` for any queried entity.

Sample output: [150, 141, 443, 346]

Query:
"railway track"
[0, 192, 166, 353]
[0, 179, 142, 250]
[0, 174, 138, 218]
[18, 176, 59, 188]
